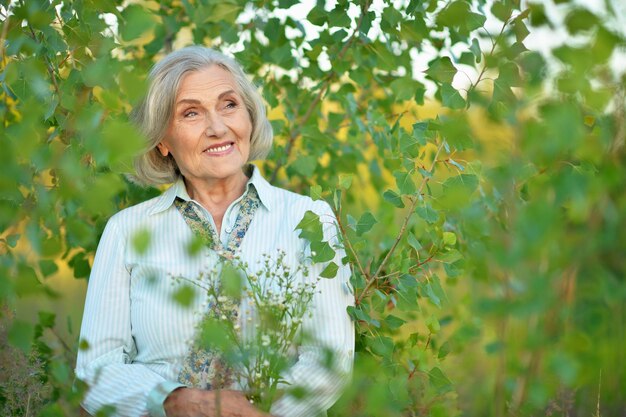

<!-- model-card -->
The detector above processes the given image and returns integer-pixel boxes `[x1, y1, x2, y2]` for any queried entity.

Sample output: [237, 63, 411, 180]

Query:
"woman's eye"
[225, 101, 237, 109]
[183, 110, 198, 117]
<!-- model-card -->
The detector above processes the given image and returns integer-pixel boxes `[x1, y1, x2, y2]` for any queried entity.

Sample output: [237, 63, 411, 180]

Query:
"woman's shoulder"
[105, 192, 172, 230]
[250, 166, 333, 218]
[266, 184, 334, 219]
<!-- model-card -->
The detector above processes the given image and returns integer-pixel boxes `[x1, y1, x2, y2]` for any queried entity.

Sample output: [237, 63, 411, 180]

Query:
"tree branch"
[26, 23, 62, 101]
[356, 140, 446, 305]
[334, 205, 368, 281]
[465, 17, 510, 108]
[269, 0, 372, 183]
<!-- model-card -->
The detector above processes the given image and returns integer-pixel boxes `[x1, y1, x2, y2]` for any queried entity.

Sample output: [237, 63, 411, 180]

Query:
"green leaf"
[565, 8, 598, 34]
[320, 262, 339, 278]
[437, 249, 463, 264]
[307, 6, 327, 26]
[172, 284, 196, 308]
[400, 131, 421, 158]
[390, 77, 423, 101]
[497, 62, 522, 87]
[186, 235, 205, 256]
[69, 253, 91, 279]
[425, 315, 441, 334]
[41, 237, 62, 257]
[412, 122, 427, 145]
[407, 233, 422, 252]
[513, 19, 530, 42]
[442, 232, 457, 246]
[394, 171, 417, 195]
[8, 320, 35, 353]
[437, 1, 485, 34]
[429, 367, 453, 394]
[131, 228, 151, 255]
[270, 43, 294, 68]
[437, 174, 479, 209]
[311, 240, 336, 263]
[205, 2, 241, 23]
[384, 314, 406, 329]
[310, 185, 323, 201]
[100, 118, 145, 169]
[356, 212, 377, 236]
[470, 38, 482, 63]
[38, 311, 56, 329]
[120, 5, 156, 41]
[293, 155, 317, 177]
[368, 335, 395, 358]
[338, 173, 354, 190]
[328, 5, 351, 28]
[426, 57, 457, 84]
[295, 211, 323, 242]
[347, 306, 380, 328]
[423, 282, 441, 307]
[383, 190, 405, 208]
[415, 204, 439, 223]
[491, 1, 512, 21]
[51, 361, 71, 384]
[6, 234, 20, 248]
[466, 12, 487, 31]
[39, 259, 58, 277]
[15, 265, 43, 297]
[221, 264, 243, 299]
[279, 0, 299, 7]
[440, 83, 466, 109]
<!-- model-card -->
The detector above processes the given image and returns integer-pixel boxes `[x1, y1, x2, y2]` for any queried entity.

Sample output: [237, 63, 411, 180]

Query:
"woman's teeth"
[205, 143, 232, 153]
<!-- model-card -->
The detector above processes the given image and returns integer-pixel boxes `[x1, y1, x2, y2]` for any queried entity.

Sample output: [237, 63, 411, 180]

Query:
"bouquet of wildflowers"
[177, 249, 319, 412]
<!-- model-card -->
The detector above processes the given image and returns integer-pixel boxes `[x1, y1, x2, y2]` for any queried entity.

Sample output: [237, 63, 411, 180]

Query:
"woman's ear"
[156, 141, 170, 157]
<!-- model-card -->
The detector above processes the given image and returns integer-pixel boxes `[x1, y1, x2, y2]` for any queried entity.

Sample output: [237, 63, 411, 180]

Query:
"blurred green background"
[1, 0, 625, 415]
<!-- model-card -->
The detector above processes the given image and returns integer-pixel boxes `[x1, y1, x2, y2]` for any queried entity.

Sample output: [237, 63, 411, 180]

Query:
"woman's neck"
[183, 170, 249, 234]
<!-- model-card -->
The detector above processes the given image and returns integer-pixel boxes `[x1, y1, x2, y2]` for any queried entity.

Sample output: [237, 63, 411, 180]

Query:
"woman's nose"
[204, 112, 227, 138]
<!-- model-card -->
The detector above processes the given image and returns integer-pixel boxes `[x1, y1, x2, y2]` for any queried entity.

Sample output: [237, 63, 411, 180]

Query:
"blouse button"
[225, 227, 233, 233]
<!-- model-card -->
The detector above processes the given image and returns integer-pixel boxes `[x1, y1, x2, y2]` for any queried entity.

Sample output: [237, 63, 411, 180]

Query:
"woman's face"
[158, 65, 252, 185]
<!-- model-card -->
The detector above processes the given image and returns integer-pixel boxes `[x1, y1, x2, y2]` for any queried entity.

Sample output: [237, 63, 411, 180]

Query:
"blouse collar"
[148, 164, 274, 215]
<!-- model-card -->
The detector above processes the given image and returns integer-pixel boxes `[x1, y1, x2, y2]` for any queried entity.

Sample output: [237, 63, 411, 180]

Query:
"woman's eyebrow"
[218, 89, 237, 99]
[175, 89, 238, 107]
[175, 98, 201, 106]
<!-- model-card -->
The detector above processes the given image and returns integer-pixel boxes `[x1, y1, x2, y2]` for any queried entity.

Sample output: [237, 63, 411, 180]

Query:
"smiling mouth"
[204, 142, 234, 154]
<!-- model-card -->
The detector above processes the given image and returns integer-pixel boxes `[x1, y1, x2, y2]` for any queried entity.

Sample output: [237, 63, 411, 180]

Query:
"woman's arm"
[75, 217, 184, 417]
[270, 201, 355, 417]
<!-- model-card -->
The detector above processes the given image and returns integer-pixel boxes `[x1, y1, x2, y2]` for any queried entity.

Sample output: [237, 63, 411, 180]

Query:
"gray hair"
[130, 46, 273, 186]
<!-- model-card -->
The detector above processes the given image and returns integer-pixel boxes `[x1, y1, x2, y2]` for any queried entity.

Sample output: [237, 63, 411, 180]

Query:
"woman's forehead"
[176, 65, 240, 99]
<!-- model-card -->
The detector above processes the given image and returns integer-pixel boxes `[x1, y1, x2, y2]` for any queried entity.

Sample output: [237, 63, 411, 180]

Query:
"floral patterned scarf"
[174, 184, 261, 389]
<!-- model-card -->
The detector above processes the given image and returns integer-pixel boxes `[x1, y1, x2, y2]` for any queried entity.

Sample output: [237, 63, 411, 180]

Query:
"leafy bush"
[1, 0, 625, 415]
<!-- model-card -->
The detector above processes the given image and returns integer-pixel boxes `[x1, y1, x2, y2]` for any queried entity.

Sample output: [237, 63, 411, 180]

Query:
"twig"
[423, 332, 432, 351]
[49, 327, 74, 355]
[26, 23, 62, 100]
[465, 16, 510, 108]
[215, 387, 221, 417]
[595, 369, 602, 417]
[334, 206, 368, 281]
[610, 84, 624, 155]
[356, 141, 446, 305]
[0, 13, 9, 61]
[375, 252, 436, 282]
[269, 0, 372, 183]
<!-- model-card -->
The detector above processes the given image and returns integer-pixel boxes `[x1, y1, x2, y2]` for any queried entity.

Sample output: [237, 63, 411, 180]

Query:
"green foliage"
[2, 0, 626, 415]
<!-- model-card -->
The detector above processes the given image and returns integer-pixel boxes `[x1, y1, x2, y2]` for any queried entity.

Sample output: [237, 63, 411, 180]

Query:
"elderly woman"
[75, 46, 354, 417]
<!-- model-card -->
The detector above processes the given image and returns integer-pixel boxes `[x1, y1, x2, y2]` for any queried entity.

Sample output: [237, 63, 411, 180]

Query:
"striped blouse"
[75, 165, 355, 417]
